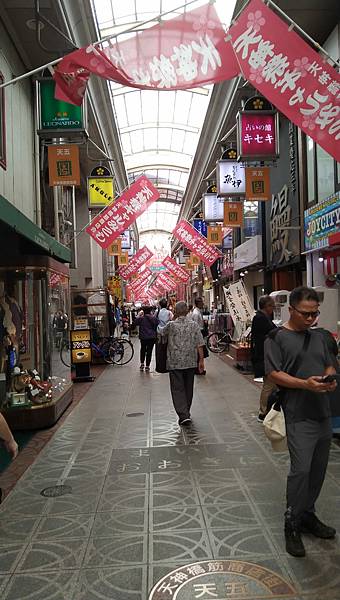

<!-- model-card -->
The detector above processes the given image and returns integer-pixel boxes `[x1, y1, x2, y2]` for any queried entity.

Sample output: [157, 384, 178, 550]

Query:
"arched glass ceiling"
[92, 0, 236, 236]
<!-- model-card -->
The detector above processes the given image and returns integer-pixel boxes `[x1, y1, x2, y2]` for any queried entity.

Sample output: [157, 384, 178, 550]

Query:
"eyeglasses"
[291, 306, 320, 319]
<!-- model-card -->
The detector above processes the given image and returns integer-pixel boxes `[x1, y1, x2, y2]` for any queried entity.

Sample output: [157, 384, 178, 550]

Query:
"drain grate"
[40, 484, 72, 498]
[126, 412, 144, 417]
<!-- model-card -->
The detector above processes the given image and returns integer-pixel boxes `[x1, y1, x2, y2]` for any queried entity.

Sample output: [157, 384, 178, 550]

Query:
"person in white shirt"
[157, 298, 173, 330]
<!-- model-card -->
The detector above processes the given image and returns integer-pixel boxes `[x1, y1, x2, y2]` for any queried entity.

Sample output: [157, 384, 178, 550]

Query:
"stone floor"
[1, 346, 340, 599]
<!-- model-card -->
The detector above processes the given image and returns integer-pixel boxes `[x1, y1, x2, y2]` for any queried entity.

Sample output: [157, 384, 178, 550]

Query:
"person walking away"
[264, 286, 337, 558]
[159, 301, 205, 426]
[0, 414, 18, 502]
[250, 295, 277, 421]
[135, 306, 158, 372]
[192, 297, 206, 374]
[157, 298, 173, 328]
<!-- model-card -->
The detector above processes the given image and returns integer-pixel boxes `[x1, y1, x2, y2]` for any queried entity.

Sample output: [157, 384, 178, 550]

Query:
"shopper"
[264, 286, 337, 558]
[250, 295, 277, 421]
[157, 298, 173, 328]
[135, 306, 158, 372]
[192, 297, 207, 374]
[159, 301, 205, 426]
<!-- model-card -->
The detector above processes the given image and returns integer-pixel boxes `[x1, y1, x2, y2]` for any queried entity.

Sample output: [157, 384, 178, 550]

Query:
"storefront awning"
[0, 194, 71, 263]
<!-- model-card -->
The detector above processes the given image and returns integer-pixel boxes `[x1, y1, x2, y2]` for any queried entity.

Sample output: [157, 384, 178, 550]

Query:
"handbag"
[155, 339, 168, 373]
[264, 331, 311, 452]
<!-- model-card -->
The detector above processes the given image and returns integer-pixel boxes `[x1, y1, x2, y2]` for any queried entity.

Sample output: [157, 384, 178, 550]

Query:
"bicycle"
[60, 336, 134, 368]
[207, 330, 233, 354]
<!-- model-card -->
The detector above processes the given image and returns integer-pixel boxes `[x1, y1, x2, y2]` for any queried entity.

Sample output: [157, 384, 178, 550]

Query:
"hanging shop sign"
[172, 220, 222, 267]
[121, 230, 131, 249]
[185, 258, 194, 271]
[190, 254, 201, 266]
[304, 191, 340, 252]
[245, 167, 271, 201]
[107, 276, 122, 302]
[229, 0, 340, 163]
[162, 256, 189, 282]
[118, 251, 129, 266]
[217, 161, 246, 197]
[223, 230, 233, 249]
[91, 165, 111, 177]
[38, 79, 86, 135]
[237, 111, 279, 161]
[48, 145, 80, 187]
[207, 225, 223, 245]
[224, 202, 244, 228]
[87, 177, 114, 209]
[203, 193, 225, 222]
[193, 219, 208, 238]
[223, 281, 255, 324]
[86, 176, 160, 249]
[119, 246, 154, 279]
[70, 329, 91, 364]
[222, 248, 234, 278]
[234, 235, 263, 270]
[108, 239, 121, 256]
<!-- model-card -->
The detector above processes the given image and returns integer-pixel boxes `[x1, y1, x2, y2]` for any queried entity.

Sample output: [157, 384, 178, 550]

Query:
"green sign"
[39, 79, 83, 130]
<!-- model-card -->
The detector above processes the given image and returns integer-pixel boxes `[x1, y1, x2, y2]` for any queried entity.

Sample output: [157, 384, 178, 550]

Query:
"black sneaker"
[284, 523, 305, 557]
[179, 418, 192, 426]
[300, 512, 336, 539]
[257, 413, 266, 423]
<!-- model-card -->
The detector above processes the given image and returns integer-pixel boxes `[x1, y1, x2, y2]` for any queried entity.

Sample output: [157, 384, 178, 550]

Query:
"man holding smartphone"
[264, 286, 337, 558]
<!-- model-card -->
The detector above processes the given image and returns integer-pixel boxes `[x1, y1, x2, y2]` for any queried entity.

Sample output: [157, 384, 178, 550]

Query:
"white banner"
[223, 281, 255, 324]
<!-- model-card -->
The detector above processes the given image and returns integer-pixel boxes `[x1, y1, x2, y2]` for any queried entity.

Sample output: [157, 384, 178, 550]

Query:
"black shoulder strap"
[272, 329, 311, 377]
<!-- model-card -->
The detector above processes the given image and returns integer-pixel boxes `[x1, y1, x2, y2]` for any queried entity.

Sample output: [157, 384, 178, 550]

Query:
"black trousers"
[169, 368, 195, 422]
[140, 339, 155, 366]
[286, 418, 332, 519]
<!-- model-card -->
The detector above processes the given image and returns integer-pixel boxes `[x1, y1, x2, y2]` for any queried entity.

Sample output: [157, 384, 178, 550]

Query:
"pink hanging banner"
[172, 220, 222, 267]
[53, 3, 239, 105]
[130, 268, 152, 291]
[156, 272, 176, 291]
[119, 246, 154, 280]
[162, 256, 190, 282]
[229, 0, 340, 162]
[86, 176, 160, 249]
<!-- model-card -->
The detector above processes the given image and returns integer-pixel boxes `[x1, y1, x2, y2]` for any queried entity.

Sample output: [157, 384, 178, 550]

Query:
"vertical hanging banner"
[54, 4, 239, 104]
[229, 0, 340, 162]
[162, 256, 190, 282]
[119, 246, 153, 280]
[172, 220, 222, 267]
[86, 176, 160, 249]
[223, 281, 255, 323]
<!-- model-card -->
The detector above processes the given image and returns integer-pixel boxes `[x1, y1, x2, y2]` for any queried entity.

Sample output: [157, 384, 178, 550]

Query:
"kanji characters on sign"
[162, 256, 189, 282]
[119, 246, 153, 280]
[172, 220, 222, 267]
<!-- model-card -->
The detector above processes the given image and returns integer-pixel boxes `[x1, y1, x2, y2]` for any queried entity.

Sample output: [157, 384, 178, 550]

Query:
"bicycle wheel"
[207, 332, 229, 354]
[101, 340, 124, 364]
[112, 338, 134, 365]
[60, 339, 71, 367]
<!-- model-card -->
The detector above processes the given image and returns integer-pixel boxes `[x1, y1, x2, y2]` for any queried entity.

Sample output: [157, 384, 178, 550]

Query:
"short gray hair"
[175, 301, 188, 316]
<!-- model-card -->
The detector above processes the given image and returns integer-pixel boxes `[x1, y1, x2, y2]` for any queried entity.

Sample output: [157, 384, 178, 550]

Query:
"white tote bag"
[263, 405, 287, 452]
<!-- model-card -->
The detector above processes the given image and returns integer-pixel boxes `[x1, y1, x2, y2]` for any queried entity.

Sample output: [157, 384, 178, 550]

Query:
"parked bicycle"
[207, 330, 232, 354]
[60, 336, 134, 368]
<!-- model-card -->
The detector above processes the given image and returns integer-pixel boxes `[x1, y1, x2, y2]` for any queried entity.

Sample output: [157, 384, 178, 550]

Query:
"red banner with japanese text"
[162, 256, 190, 282]
[130, 268, 152, 291]
[86, 177, 160, 249]
[229, 0, 340, 162]
[119, 246, 153, 280]
[156, 272, 176, 291]
[172, 220, 222, 267]
[54, 4, 239, 105]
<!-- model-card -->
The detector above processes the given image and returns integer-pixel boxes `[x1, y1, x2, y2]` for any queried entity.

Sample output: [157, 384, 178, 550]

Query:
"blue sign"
[304, 191, 340, 251]
[193, 219, 207, 238]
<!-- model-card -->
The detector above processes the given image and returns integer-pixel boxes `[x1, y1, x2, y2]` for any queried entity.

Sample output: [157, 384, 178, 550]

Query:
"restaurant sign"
[304, 191, 340, 251]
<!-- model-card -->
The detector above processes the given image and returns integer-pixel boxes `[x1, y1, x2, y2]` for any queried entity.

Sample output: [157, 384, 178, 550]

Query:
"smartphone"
[322, 375, 336, 383]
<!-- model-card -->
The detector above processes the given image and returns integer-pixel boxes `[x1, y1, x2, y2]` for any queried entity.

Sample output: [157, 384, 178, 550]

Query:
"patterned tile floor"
[0, 346, 340, 599]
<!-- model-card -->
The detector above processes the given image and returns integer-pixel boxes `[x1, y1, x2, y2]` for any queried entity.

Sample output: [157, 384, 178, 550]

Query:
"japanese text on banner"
[119, 246, 153, 280]
[172, 220, 222, 267]
[162, 256, 189, 282]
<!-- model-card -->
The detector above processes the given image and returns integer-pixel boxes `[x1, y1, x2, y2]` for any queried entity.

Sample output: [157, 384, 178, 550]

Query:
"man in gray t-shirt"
[264, 286, 337, 558]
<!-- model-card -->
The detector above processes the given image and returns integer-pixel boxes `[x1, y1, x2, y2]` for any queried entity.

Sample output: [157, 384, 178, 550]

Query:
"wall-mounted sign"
[108, 239, 121, 256]
[207, 225, 223, 245]
[233, 235, 263, 270]
[48, 145, 80, 187]
[217, 161, 246, 197]
[38, 79, 85, 135]
[87, 177, 114, 209]
[237, 111, 279, 161]
[304, 191, 340, 252]
[224, 202, 244, 228]
[245, 167, 271, 201]
[203, 194, 224, 222]
[193, 218, 208, 237]
[70, 329, 91, 364]
[121, 230, 131, 249]
[270, 184, 294, 263]
[118, 251, 129, 266]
